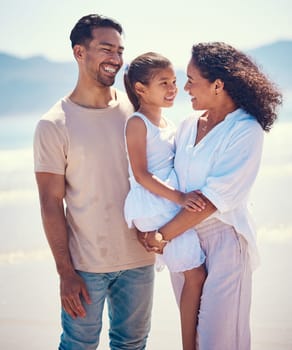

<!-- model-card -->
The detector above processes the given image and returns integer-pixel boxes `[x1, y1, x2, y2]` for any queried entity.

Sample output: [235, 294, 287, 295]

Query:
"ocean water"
[0, 97, 292, 349]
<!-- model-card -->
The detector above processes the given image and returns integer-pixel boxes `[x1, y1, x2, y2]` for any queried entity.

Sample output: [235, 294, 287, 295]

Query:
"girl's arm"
[126, 116, 205, 210]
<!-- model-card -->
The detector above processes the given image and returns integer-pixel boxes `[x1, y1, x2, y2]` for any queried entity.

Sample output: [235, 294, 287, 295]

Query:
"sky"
[1, 0, 292, 68]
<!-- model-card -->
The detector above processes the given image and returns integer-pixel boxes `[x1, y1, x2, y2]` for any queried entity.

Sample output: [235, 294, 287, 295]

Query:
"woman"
[140, 42, 282, 350]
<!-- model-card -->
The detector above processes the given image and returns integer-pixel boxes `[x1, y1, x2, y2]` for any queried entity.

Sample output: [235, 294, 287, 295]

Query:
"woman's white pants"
[170, 218, 252, 350]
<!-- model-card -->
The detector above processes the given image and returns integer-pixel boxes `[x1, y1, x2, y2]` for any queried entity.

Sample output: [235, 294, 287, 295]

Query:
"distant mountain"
[247, 40, 292, 89]
[0, 40, 291, 116]
[0, 53, 77, 116]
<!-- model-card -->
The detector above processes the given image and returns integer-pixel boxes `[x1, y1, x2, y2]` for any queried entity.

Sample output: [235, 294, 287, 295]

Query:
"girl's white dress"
[124, 112, 205, 272]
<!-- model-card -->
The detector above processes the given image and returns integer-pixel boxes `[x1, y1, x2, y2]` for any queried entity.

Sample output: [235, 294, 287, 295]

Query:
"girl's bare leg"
[180, 265, 206, 350]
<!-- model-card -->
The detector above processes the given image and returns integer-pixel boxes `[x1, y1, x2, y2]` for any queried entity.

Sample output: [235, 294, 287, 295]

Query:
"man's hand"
[60, 271, 92, 319]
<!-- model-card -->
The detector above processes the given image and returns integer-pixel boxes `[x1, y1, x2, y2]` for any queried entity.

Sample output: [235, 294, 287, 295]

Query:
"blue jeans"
[59, 265, 154, 350]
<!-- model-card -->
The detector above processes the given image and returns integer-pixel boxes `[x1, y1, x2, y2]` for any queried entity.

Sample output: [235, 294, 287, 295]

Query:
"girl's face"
[137, 66, 177, 108]
[184, 61, 216, 110]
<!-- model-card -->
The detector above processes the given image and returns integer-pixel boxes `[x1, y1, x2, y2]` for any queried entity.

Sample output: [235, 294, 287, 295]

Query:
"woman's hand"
[179, 190, 206, 212]
[137, 230, 167, 254]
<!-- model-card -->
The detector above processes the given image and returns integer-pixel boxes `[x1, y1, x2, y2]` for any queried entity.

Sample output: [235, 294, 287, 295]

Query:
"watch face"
[156, 231, 168, 243]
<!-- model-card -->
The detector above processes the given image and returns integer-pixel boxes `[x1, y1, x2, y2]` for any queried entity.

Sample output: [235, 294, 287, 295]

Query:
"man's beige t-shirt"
[34, 91, 155, 273]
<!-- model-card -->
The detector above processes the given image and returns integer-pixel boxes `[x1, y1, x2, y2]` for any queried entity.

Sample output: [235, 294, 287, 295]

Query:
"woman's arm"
[143, 119, 264, 248]
[159, 195, 216, 240]
[126, 116, 205, 210]
[141, 194, 216, 250]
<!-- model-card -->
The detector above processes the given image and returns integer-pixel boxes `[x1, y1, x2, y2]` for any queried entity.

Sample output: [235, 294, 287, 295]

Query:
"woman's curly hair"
[191, 42, 283, 132]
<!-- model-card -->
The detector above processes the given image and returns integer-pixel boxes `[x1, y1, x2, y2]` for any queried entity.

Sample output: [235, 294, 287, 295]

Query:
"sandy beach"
[0, 232, 292, 349]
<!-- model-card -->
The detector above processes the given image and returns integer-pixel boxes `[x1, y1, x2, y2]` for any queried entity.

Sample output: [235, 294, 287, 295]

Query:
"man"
[33, 14, 155, 350]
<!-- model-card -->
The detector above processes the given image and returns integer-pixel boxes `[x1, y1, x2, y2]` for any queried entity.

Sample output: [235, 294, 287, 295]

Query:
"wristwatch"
[154, 230, 170, 244]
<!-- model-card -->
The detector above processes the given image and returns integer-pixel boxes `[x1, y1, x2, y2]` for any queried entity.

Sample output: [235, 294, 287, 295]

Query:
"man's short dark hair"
[70, 14, 123, 48]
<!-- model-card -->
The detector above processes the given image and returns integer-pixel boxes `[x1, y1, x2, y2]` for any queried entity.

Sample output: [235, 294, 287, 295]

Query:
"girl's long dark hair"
[124, 52, 172, 111]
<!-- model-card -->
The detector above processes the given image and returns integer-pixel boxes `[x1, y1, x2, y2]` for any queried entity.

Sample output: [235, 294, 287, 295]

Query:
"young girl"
[123, 52, 206, 350]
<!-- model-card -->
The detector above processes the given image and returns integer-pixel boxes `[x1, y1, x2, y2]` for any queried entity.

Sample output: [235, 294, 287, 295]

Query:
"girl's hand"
[179, 190, 206, 212]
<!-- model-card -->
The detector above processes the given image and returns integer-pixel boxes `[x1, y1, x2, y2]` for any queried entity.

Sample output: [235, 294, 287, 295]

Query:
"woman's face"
[184, 61, 216, 110]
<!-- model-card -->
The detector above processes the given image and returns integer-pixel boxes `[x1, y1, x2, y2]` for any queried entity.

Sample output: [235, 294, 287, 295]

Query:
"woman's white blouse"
[174, 108, 264, 270]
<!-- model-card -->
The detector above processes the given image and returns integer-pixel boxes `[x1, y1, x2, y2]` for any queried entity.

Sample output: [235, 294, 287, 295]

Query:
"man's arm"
[35, 172, 91, 318]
